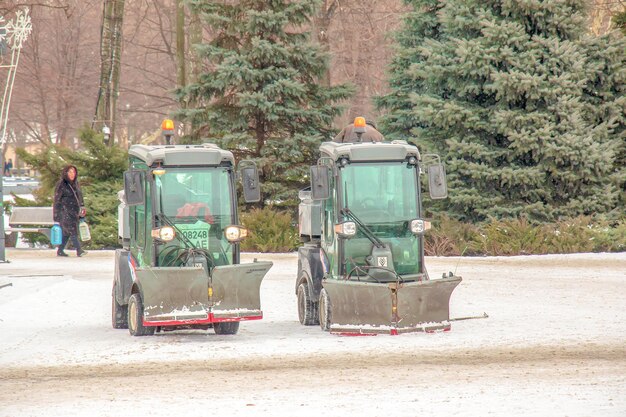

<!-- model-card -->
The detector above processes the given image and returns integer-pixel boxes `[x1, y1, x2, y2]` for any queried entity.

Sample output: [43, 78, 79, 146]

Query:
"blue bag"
[51, 223, 62, 246]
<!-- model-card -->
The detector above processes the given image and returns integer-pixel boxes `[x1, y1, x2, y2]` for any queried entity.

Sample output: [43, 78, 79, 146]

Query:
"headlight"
[334, 221, 356, 238]
[410, 219, 432, 234]
[151, 226, 175, 241]
[224, 225, 249, 242]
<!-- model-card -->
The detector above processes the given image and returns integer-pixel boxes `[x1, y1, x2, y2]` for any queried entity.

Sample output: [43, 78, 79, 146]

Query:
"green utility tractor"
[297, 137, 461, 335]
[112, 141, 272, 336]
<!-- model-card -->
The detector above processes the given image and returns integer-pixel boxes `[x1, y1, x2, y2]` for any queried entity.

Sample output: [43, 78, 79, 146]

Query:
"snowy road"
[1, 250, 625, 416]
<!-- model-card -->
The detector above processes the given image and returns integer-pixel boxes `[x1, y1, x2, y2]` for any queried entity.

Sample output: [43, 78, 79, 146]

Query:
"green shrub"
[475, 217, 551, 256]
[587, 217, 626, 253]
[544, 217, 596, 254]
[425, 216, 626, 256]
[239, 207, 299, 252]
[424, 215, 480, 256]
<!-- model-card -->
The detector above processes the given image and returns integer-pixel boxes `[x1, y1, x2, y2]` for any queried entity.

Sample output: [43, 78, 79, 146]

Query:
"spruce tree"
[380, 0, 623, 222]
[376, 0, 443, 144]
[16, 128, 128, 248]
[177, 0, 352, 208]
[581, 32, 626, 218]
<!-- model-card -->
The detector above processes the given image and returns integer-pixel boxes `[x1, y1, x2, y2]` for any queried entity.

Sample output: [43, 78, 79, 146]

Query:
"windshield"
[341, 162, 419, 223]
[340, 162, 422, 276]
[154, 167, 234, 266]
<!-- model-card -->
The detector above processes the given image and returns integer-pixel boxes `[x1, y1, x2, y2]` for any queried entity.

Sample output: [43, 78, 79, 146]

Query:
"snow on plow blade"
[138, 266, 210, 323]
[210, 262, 273, 319]
[323, 275, 462, 335]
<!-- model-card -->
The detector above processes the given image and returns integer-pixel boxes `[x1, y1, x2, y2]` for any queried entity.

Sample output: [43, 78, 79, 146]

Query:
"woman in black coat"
[53, 165, 86, 257]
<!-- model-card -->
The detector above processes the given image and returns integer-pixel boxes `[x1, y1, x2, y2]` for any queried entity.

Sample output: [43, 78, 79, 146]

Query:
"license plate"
[175, 221, 211, 248]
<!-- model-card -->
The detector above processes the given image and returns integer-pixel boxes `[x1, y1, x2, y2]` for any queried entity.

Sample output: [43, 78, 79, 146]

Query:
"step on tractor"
[296, 117, 461, 335]
[112, 120, 272, 336]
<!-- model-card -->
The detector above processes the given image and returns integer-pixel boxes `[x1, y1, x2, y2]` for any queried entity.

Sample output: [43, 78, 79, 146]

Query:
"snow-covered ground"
[0, 250, 624, 416]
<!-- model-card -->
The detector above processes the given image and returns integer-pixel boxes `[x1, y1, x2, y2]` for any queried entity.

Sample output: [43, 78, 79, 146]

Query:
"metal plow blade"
[210, 261, 273, 320]
[323, 275, 462, 335]
[137, 266, 210, 323]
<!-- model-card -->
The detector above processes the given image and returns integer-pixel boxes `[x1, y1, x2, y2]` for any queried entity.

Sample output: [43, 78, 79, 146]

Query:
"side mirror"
[427, 163, 448, 199]
[310, 165, 330, 200]
[239, 161, 261, 203]
[123, 171, 145, 206]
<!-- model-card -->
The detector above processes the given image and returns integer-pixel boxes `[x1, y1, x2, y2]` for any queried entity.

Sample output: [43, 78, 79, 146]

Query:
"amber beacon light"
[353, 116, 367, 135]
[161, 119, 175, 144]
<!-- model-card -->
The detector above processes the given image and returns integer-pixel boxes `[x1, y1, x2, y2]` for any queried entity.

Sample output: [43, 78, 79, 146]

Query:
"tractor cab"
[113, 121, 272, 336]
[297, 122, 461, 335]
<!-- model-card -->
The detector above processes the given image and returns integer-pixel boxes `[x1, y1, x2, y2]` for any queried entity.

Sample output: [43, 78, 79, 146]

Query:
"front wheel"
[297, 282, 319, 326]
[128, 293, 155, 336]
[214, 321, 240, 335]
[319, 288, 332, 332]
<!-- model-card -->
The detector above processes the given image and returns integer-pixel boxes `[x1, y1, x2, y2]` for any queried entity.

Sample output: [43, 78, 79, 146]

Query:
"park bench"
[5, 207, 54, 246]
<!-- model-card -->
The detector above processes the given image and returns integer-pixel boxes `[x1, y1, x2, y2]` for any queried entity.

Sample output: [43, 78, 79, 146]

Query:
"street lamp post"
[102, 124, 111, 145]
[0, 8, 33, 262]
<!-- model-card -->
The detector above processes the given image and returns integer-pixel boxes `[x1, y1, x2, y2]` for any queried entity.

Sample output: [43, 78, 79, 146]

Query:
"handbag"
[69, 183, 90, 241]
[79, 218, 91, 242]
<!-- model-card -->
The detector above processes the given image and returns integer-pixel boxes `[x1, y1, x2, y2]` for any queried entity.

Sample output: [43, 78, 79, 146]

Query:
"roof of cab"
[319, 140, 420, 162]
[128, 143, 235, 167]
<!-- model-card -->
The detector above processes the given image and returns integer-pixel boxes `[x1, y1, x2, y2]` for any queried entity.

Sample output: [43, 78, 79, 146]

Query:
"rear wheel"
[128, 293, 155, 336]
[297, 282, 319, 326]
[214, 321, 240, 335]
[319, 288, 331, 332]
[111, 283, 128, 329]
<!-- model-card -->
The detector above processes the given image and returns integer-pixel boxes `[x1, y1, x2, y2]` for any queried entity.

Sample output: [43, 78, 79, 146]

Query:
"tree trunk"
[94, 0, 125, 146]
[188, 6, 202, 85]
[176, 0, 186, 90]
[312, 0, 338, 88]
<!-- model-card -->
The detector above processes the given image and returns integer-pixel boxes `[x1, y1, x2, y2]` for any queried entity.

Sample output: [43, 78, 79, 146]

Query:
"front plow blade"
[137, 266, 209, 323]
[210, 261, 273, 320]
[323, 276, 462, 335]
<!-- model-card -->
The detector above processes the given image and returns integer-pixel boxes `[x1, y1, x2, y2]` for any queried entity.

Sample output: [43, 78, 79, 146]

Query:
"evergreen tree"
[614, 10, 626, 36]
[16, 128, 127, 248]
[380, 0, 623, 222]
[177, 0, 352, 208]
[376, 0, 443, 144]
[581, 32, 626, 218]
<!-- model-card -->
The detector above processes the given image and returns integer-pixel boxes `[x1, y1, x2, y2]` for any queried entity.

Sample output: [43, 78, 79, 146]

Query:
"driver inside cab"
[334, 117, 385, 143]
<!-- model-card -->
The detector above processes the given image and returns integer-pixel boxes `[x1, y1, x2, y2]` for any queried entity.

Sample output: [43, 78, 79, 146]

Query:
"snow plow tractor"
[112, 122, 272, 336]
[297, 120, 461, 335]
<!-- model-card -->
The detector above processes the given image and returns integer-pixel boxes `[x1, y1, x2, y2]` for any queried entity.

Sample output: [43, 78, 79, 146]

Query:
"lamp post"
[102, 124, 111, 145]
[0, 8, 33, 262]
[125, 103, 131, 145]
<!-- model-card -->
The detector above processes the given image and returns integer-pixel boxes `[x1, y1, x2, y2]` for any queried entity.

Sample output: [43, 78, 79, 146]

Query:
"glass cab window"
[154, 167, 234, 267]
[340, 162, 422, 276]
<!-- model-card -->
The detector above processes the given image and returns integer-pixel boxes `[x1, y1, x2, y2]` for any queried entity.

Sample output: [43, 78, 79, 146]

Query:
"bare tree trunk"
[57, 9, 80, 148]
[312, 0, 338, 88]
[176, 0, 186, 89]
[94, 0, 125, 146]
[28, 25, 54, 146]
[589, 0, 626, 35]
[188, 6, 202, 85]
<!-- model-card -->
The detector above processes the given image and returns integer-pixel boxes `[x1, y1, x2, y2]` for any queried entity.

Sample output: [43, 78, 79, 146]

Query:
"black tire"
[214, 321, 240, 335]
[128, 293, 155, 336]
[319, 288, 332, 332]
[297, 282, 319, 326]
[112, 284, 128, 329]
